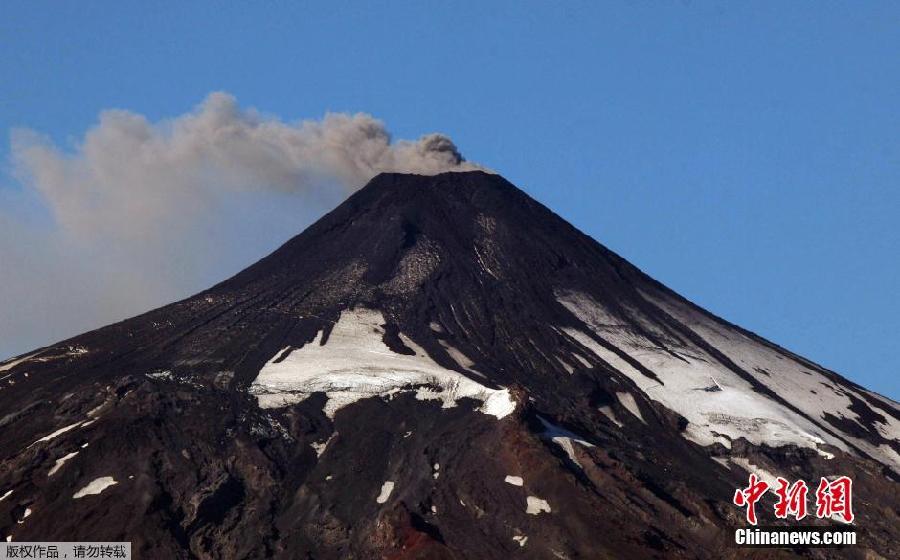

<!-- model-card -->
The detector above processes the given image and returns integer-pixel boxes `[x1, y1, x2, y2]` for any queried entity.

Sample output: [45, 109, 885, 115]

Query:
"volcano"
[1, 171, 897, 559]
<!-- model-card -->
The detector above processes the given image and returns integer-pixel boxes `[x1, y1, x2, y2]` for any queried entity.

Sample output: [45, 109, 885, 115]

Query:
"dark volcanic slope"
[0, 171, 897, 559]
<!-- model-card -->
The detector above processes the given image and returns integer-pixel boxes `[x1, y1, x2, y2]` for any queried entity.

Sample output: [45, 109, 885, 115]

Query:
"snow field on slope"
[556, 290, 849, 459]
[644, 291, 900, 471]
[250, 308, 516, 419]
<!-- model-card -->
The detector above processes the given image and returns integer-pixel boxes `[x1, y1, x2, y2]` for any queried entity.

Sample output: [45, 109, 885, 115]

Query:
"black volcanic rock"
[0, 171, 897, 559]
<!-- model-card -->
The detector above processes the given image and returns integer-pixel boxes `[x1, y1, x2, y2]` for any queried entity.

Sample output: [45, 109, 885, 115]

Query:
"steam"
[0, 92, 484, 359]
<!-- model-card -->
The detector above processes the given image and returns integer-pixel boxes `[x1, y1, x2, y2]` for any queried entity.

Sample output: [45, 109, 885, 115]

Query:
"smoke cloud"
[1, 92, 484, 359]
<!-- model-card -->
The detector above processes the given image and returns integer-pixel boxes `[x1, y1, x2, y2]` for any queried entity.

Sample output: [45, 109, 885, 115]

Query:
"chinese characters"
[733, 475, 854, 525]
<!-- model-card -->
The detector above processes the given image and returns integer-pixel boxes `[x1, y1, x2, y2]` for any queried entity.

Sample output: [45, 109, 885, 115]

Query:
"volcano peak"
[1, 171, 897, 559]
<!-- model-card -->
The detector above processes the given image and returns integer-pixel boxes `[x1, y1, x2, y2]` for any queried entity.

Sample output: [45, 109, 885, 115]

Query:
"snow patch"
[73, 476, 118, 499]
[730, 457, 780, 488]
[17, 508, 31, 523]
[86, 402, 107, 417]
[817, 448, 835, 460]
[616, 392, 645, 423]
[537, 416, 596, 469]
[28, 421, 85, 448]
[250, 309, 516, 419]
[504, 475, 524, 486]
[556, 357, 575, 374]
[438, 340, 475, 370]
[311, 433, 336, 458]
[598, 406, 623, 427]
[0, 490, 11, 502]
[48, 452, 79, 476]
[376, 481, 395, 504]
[0, 352, 41, 373]
[513, 535, 528, 547]
[477, 390, 517, 419]
[525, 496, 551, 515]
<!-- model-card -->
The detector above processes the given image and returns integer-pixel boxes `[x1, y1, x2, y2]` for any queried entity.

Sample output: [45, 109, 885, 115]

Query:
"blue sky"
[2, 2, 898, 398]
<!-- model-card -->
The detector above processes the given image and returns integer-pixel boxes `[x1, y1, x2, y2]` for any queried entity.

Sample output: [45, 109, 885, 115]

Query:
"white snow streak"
[0, 352, 40, 373]
[72, 476, 118, 499]
[537, 416, 595, 469]
[28, 421, 85, 448]
[504, 475, 524, 486]
[376, 481, 395, 504]
[48, 452, 79, 476]
[598, 406, 624, 427]
[249, 308, 516, 419]
[616, 392, 645, 423]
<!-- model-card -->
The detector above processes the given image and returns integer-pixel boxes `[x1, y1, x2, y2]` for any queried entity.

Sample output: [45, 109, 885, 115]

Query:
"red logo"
[733, 474, 769, 525]
[733, 474, 854, 525]
[773, 477, 808, 521]
[815, 476, 854, 523]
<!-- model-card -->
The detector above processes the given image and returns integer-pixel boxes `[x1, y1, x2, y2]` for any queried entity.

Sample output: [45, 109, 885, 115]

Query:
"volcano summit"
[0, 171, 897, 558]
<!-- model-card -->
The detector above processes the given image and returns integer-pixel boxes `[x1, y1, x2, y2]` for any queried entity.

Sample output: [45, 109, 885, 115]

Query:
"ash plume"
[0, 92, 486, 359]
